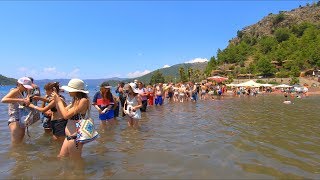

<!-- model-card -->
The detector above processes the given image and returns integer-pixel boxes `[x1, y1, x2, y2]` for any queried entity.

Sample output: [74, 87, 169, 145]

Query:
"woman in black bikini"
[52, 79, 90, 160]
[29, 82, 67, 142]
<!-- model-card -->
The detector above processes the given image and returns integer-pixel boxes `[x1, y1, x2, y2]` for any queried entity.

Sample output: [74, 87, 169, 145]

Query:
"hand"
[23, 98, 31, 106]
[102, 108, 109, 114]
[51, 90, 59, 101]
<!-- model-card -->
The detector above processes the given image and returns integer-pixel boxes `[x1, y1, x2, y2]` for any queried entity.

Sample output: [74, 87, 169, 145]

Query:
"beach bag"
[19, 105, 41, 128]
[75, 113, 99, 144]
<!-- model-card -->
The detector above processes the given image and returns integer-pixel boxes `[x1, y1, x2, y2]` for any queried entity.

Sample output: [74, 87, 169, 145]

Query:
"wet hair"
[44, 82, 60, 92]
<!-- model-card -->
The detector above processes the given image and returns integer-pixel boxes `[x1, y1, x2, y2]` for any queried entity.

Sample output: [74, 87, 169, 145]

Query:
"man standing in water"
[155, 83, 164, 106]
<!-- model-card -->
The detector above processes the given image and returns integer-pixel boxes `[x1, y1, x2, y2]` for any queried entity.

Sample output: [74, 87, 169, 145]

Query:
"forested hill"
[0, 75, 17, 85]
[231, 3, 320, 44]
[128, 62, 208, 84]
[206, 2, 320, 79]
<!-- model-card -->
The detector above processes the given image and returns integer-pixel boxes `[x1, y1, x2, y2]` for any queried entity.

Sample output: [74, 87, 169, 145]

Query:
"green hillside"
[0, 75, 17, 85]
[206, 2, 320, 80]
[127, 62, 208, 84]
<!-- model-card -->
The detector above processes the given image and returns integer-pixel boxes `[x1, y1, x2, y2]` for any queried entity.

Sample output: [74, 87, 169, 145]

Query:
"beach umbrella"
[207, 76, 228, 83]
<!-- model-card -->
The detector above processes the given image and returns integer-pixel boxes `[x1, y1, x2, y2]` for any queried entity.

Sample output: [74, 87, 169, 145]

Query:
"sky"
[0, 0, 314, 80]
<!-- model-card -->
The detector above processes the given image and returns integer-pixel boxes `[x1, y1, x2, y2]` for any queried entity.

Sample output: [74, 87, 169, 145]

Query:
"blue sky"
[0, 1, 313, 80]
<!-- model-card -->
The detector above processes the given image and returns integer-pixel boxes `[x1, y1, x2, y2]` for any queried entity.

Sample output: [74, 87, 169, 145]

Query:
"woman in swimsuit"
[29, 82, 67, 142]
[1, 77, 33, 145]
[52, 79, 90, 159]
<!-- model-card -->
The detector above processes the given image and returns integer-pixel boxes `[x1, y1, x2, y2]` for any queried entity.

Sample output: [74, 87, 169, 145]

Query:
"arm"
[57, 97, 88, 120]
[52, 91, 88, 119]
[92, 92, 102, 114]
[32, 95, 49, 103]
[132, 95, 142, 111]
[1, 88, 30, 106]
[29, 99, 55, 113]
[123, 100, 127, 113]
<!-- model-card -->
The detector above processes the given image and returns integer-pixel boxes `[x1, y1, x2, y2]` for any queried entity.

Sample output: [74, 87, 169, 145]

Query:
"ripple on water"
[0, 95, 319, 178]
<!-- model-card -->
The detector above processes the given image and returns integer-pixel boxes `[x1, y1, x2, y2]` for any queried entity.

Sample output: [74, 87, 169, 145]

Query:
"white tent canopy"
[226, 83, 238, 87]
[235, 80, 262, 87]
[260, 84, 273, 87]
[274, 84, 292, 88]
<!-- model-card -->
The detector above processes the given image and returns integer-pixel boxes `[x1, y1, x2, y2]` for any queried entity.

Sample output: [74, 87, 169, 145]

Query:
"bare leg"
[9, 122, 25, 145]
[58, 138, 70, 158]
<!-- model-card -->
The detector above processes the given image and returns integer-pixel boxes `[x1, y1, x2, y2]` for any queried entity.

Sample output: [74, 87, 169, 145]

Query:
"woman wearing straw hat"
[51, 78, 90, 159]
[1, 77, 33, 145]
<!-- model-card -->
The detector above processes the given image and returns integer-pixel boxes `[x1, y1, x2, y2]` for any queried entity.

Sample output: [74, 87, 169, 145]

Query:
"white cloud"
[18, 67, 28, 72]
[163, 65, 170, 68]
[43, 67, 57, 73]
[127, 70, 151, 78]
[16, 66, 80, 79]
[67, 68, 80, 78]
[185, 58, 208, 64]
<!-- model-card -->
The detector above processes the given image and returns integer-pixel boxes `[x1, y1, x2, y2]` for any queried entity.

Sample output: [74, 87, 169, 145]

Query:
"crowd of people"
[1, 76, 310, 160]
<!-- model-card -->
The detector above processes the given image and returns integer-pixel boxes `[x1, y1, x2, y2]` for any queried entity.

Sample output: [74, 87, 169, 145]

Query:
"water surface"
[0, 86, 319, 179]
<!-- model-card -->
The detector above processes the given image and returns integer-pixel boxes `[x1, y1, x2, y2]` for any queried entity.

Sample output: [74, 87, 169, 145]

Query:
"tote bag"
[19, 106, 41, 128]
[75, 113, 99, 144]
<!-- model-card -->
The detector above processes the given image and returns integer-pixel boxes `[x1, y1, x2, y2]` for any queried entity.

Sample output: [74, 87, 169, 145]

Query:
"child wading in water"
[123, 83, 142, 128]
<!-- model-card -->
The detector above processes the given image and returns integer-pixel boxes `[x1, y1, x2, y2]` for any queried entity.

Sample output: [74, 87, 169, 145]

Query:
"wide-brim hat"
[17, 77, 33, 89]
[61, 78, 89, 94]
[124, 83, 139, 93]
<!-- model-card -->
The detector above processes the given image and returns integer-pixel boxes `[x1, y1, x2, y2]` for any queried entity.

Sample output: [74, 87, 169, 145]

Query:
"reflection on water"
[0, 93, 320, 179]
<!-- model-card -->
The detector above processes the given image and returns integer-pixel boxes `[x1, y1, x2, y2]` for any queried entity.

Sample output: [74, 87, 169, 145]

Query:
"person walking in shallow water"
[51, 78, 90, 159]
[93, 82, 115, 128]
[1, 77, 33, 145]
[28, 82, 67, 142]
[123, 83, 142, 128]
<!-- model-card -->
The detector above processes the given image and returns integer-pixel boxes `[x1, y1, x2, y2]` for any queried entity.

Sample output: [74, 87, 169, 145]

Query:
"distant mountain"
[127, 62, 208, 84]
[0, 74, 17, 85]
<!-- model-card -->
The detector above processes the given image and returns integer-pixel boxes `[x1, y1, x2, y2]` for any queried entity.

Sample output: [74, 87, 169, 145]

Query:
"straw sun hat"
[61, 79, 89, 94]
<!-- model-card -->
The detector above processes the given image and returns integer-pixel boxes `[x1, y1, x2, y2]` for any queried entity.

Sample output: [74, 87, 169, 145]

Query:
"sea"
[0, 85, 320, 179]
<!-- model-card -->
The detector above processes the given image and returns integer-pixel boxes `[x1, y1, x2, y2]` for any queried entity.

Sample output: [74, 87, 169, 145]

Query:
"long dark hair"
[101, 88, 113, 102]
[72, 92, 90, 114]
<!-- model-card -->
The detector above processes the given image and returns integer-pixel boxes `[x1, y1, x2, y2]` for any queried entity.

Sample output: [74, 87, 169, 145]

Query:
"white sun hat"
[61, 79, 89, 94]
[129, 82, 139, 93]
[17, 77, 33, 89]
